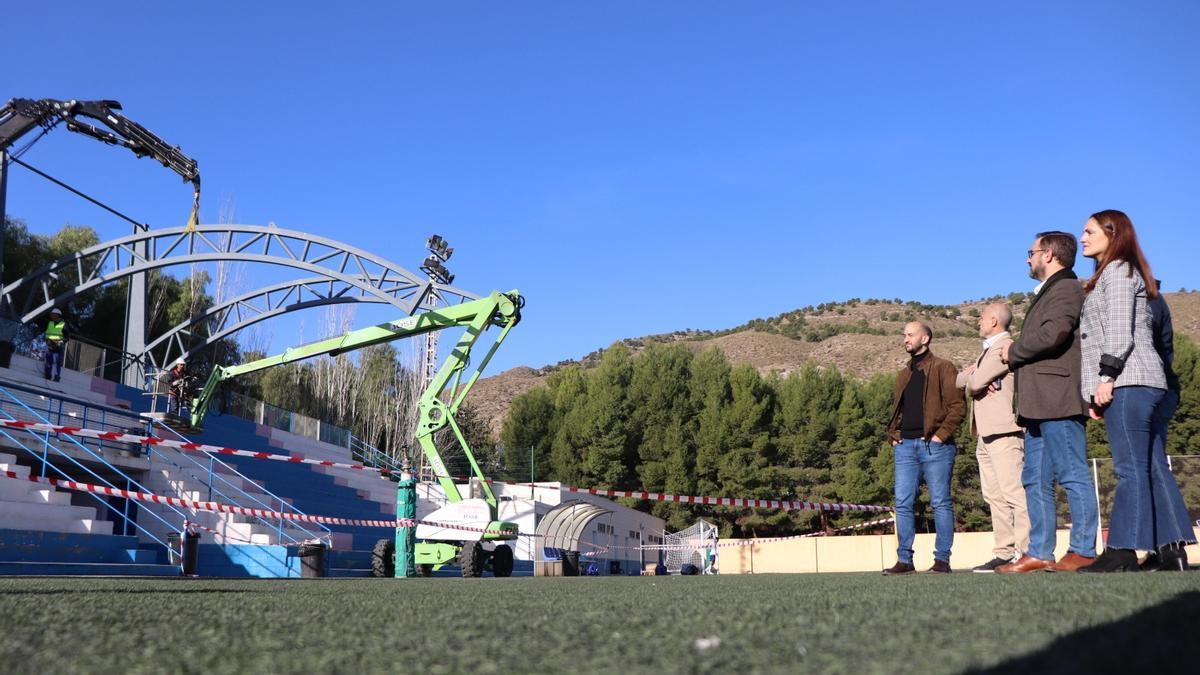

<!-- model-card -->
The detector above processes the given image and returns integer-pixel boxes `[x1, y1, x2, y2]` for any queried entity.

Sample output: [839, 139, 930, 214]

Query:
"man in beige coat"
[957, 304, 1028, 572]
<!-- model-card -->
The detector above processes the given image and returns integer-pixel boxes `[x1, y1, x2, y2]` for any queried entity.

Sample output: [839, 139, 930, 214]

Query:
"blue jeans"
[1107, 386, 1195, 550]
[43, 345, 63, 380]
[1022, 417, 1097, 560]
[893, 439, 956, 564]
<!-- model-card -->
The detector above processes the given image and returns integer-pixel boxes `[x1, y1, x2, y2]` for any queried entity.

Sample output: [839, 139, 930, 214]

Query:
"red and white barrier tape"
[0, 468, 523, 538]
[0, 418, 404, 475]
[0, 418, 891, 513]
[803, 516, 896, 537]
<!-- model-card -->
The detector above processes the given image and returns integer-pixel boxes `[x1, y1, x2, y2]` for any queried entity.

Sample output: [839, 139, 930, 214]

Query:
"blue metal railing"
[349, 434, 405, 476]
[0, 386, 191, 550]
[0, 379, 329, 546]
[147, 418, 332, 545]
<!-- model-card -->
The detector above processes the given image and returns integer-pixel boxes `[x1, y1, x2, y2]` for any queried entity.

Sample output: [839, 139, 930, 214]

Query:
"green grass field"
[1, 573, 1197, 674]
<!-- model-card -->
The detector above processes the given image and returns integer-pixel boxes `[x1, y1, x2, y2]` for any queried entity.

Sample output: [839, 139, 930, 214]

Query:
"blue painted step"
[0, 561, 179, 576]
[0, 528, 163, 564]
[0, 528, 180, 576]
[190, 543, 379, 578]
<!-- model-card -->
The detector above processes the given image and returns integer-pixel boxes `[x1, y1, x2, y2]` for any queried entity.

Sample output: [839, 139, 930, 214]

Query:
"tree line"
[501, 337, 1200, 537]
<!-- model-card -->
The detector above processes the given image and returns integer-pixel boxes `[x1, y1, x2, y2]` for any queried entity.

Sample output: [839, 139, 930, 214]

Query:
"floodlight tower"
[418, 234, 454, 475]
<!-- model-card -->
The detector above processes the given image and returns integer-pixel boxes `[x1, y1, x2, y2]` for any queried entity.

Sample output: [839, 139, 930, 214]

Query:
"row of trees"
[501, 338, 1200, 537]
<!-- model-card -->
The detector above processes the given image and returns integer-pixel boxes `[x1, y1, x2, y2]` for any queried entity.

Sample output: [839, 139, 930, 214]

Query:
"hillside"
[471, 291, 1200, 439]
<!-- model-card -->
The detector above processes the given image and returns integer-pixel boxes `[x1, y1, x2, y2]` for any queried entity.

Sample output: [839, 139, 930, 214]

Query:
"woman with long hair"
[1076, 209, 1194, 572]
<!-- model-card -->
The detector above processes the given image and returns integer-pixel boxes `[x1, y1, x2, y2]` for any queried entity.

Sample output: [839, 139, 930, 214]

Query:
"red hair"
[1083, 209, 1158, 299]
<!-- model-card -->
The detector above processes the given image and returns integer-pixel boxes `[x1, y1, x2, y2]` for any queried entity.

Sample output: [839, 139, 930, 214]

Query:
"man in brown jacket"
[883, 321, 966, 575]
[957, 303, 1028, 572]
[998, 231, 1097, 573]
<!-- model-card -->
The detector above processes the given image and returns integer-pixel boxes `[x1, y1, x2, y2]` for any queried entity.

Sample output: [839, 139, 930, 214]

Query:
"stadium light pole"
[417, 234, 455, 477]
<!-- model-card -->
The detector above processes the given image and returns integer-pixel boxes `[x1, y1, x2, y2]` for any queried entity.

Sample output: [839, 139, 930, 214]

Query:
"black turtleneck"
[900, 350, 929, 440]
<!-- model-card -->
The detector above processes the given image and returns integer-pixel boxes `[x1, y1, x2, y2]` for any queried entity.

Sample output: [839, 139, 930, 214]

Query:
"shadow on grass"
[971, 591, 1200, 674]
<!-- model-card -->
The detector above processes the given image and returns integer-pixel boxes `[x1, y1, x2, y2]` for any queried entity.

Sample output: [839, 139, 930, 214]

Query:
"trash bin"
[609, 560, 621, 575]
[562, 550, 580, 577]
[299, 542, 327, 578]
[167, 531, 200, 575]
[0, 342, 13, 369]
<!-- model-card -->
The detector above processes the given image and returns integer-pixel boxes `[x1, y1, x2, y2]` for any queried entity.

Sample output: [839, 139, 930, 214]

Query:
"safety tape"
[0, 418, 405, 475]
[0, 468, 525, 539]
[0, 418, 892, 514]
[183, 520, 305, 546]
[802, 516, 896, 537]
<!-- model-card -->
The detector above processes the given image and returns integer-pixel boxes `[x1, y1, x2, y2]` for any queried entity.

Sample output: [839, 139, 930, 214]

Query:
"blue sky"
[4, 2, 1198, 373]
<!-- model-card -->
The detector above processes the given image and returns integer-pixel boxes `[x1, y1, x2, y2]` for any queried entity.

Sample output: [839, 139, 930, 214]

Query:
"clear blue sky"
[5, 2, 1198, 372]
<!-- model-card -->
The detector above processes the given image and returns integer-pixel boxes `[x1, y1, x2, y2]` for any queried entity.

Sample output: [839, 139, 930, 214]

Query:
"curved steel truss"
[0, 225, 479, 371]
[143, 274, 475, 370]
[1, 225, 477, 321]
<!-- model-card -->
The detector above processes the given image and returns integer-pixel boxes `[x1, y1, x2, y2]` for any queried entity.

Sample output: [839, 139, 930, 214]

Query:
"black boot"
[1077, 548, 1139, 573]
[1157, 544, 1190, 572]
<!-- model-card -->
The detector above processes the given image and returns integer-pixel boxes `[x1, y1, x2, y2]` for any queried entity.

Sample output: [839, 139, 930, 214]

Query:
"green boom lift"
[189, 289, 524, 577]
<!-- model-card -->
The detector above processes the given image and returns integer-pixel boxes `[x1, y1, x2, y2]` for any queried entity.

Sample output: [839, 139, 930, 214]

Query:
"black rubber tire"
[458, 541, 485, 578]
[492, 544, 514, 577]
[371, 538, 395, 578]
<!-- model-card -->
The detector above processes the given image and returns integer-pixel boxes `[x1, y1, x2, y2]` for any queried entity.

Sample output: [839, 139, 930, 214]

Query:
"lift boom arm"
[191, 290, 523, 507]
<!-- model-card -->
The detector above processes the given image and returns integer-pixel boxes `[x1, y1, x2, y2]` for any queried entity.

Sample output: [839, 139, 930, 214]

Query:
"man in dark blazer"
[998, 231, 1098, 573]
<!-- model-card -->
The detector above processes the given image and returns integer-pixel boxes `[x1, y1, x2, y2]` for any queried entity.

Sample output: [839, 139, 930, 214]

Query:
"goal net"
[660, 518, 719, 575]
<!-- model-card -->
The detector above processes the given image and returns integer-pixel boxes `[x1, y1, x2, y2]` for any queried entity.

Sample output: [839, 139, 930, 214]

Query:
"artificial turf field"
[1, 573, 1197, 675]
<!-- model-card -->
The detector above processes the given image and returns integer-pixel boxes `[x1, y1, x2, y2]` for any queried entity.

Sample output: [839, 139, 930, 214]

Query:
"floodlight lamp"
[426, 235, 453, 262]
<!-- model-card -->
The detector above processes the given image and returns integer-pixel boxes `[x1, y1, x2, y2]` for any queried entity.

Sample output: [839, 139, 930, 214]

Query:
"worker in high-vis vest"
[43, 307, 70, 382]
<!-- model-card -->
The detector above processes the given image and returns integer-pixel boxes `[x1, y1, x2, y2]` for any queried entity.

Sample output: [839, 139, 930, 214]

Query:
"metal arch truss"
[143, 274, 476, 372]
[0, 224, 479, 365]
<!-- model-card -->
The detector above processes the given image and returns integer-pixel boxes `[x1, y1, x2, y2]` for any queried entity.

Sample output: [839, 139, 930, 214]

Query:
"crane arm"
[1, 98, 200, 191]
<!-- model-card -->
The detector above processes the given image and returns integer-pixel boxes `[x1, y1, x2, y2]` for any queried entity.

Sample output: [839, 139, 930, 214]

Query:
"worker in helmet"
[43, 307, 70, 382]
[167, 358, 190, 416]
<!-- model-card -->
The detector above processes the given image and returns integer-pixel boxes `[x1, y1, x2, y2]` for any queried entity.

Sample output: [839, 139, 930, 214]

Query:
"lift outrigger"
[189, 289, 524, 577]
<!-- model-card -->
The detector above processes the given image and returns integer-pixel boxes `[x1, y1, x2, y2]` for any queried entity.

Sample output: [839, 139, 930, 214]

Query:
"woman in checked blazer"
[1076, 209, 1195, 573]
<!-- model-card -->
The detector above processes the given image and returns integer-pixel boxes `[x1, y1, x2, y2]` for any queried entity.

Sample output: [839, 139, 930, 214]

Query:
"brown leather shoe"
[996, 555, 1054, 574]
[882, 562, 916, 576]
[926, 559, 951, 574]
[1051, 551, 1096, 572]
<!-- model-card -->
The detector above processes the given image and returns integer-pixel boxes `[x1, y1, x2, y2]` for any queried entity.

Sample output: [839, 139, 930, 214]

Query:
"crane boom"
[1, 98, 200, 189]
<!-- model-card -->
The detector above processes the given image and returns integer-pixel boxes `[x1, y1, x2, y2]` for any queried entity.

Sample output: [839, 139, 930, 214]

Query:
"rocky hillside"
[471, 291, 1200, 439]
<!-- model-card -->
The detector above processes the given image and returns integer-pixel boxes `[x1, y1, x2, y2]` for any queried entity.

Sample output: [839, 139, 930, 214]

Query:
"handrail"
[8, 332, 146, 384]
[0, 375, 140, 419]
[148, 419, 332, 545]
[0, 377, 330, 546]
[0, 386, 189, 549]
[349, 434, 405, 476]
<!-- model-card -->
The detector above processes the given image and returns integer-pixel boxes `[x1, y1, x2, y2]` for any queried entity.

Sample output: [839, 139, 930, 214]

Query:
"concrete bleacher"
[0, 452, 111, 535]
[0, 352, 385, 576]
[186, 412, 398, 552]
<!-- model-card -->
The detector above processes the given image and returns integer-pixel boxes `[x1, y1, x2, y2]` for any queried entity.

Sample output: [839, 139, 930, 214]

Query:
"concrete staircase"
[0, 452, 113, 535]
